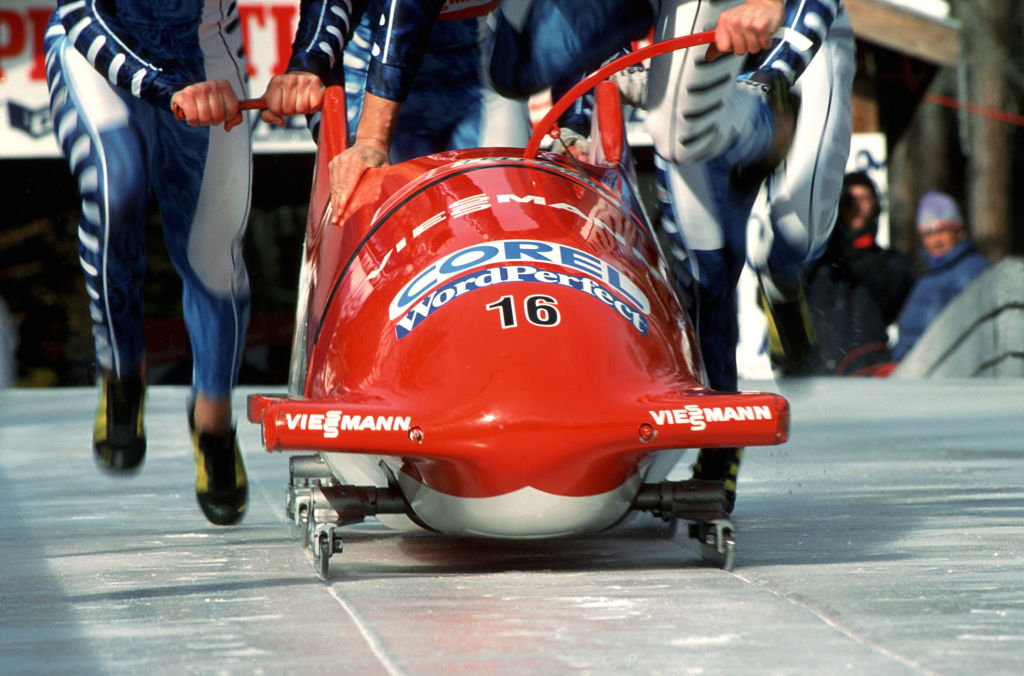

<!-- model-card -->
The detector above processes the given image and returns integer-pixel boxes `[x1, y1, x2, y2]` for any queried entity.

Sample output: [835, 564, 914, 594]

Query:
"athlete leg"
[645, 0, 777, 168]
[448, 42, 531, 151]
[754, 13, 855, 300]
[656, 152, 757, 514]
[654, 154, 756, 392]
[456, 87, 530, 149]
[45, 24, 148, 378]
[149, 20, 252, 434]
[46, 18, 152, 470]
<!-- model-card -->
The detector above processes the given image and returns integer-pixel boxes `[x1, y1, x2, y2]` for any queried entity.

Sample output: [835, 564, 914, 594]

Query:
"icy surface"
[2, 379, 1023, 674]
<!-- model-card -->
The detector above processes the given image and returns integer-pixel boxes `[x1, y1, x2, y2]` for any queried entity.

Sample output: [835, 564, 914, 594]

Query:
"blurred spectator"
[892, 191, 990, 361]
[803, 172, 915, 374]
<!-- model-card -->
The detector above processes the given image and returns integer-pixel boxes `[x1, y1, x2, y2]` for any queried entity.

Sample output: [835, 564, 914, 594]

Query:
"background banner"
[0, 1, 316, 157]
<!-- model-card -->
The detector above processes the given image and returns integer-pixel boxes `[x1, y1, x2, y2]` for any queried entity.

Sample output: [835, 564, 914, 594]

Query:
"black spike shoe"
[193, 426, 248, 526]
[93, 370, 146, 472]
[692, 447, 744, 514]
[759, 278, 818, 377]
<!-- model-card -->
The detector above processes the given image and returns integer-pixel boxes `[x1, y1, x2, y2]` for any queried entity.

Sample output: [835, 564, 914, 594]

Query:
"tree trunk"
[959, 0, 1012, 261]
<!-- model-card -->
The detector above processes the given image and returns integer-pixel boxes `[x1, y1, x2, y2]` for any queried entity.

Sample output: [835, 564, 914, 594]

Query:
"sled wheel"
[700, 531, 736, 572]
[314, 531, 331, 579]
[692, 520, 736, 572]
[291, 501, 309, 542]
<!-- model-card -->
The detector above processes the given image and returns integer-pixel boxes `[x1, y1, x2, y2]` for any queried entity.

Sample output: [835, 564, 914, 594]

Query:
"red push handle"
[173, 97, 267, 121]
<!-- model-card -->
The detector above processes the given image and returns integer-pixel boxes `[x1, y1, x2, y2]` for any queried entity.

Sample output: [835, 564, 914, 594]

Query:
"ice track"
[2, 379, 1023, 675]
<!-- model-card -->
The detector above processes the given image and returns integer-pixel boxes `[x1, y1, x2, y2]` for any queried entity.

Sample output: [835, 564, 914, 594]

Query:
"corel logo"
[390, 239, 650, 320]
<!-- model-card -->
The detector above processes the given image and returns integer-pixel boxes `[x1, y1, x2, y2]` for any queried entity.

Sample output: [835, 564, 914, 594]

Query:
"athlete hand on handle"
[708, 0, 785, 60]
[170, 80, 243, 131]
[262, 70, 325, 126]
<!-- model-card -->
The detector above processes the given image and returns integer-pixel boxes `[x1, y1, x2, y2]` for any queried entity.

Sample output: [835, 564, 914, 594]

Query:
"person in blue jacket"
[892, 191, 990, 361]
[45, 0, 255, 525]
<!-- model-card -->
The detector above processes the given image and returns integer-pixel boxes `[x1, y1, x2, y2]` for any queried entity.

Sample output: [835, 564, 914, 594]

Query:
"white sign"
[0, 1, 315, 158]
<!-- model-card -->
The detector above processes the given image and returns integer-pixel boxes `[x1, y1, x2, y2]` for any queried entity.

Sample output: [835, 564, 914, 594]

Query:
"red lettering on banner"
[0, 8, 56, 82]
[269, 4, 297, 76]
[27, 8, 49, 80]
[240, 3, 297, 79]
[239, 5, 265, 77]
[0, 11, 27, 81]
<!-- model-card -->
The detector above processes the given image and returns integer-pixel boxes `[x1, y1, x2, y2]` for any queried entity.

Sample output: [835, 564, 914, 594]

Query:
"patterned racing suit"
[654, 0, 854, 390]
[287, 0, 529, 158]
[44, 0, 252, 398]
[489, 0, 853, 391]
[345, 0, 530, 160]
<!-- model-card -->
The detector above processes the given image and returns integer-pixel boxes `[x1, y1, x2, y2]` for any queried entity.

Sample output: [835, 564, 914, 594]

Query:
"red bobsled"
[247, 78, 788, 577]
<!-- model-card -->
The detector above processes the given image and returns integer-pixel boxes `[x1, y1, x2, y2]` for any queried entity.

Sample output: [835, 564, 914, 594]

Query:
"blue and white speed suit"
[489, 0, 853, 391]
[288, 0, 529, 158]
[345, 0, 530, 159]
[44, 0, 252, 398]
[655, 0, 854, 390]
[489, 0, 654, 99]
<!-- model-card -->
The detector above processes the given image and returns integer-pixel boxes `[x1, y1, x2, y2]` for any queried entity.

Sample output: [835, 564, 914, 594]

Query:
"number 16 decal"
[486, 294, 560, 329]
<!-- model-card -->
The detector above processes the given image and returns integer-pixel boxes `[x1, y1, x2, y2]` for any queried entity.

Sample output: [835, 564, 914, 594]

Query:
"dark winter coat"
[804, 228, 915, 375]
[892, 239, 990, 361]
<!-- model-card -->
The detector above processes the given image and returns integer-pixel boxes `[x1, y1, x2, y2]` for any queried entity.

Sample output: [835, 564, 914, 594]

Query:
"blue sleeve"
[287, 0, 365, 85]
[54, 0, 201, 112]
[365, 0, 448, 102]
[755, 0, 843, 86]
[489, 0, 653, 99]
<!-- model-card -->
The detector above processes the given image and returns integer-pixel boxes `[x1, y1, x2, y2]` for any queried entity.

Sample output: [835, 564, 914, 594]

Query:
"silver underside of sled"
[285, 454, 736, 579]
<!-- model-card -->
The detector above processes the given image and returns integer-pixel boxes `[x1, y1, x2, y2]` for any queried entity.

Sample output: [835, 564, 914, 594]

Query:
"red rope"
[523, 30, 717, 159]
[923, 91, 1024, 128]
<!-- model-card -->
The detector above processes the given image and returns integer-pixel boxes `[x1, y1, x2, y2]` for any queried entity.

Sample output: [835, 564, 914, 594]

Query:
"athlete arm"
[54, 0, 204, 113]
[364, 0, 447, 103]
[713, 0, 786, 57]
[262, 0, 364, 126]
[748, 0, 844, 85]
[170, 80, 243, 131]
[325, 0, 446, 221]
[328, 92, 399, 223]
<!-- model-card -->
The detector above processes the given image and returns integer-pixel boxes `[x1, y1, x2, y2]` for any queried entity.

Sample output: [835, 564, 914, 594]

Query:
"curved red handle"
[523, 31, 716, 160]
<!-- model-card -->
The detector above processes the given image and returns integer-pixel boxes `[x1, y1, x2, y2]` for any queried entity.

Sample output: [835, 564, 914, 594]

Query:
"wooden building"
[845, 0, 970, 256]
[846, 0, 960, 143]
